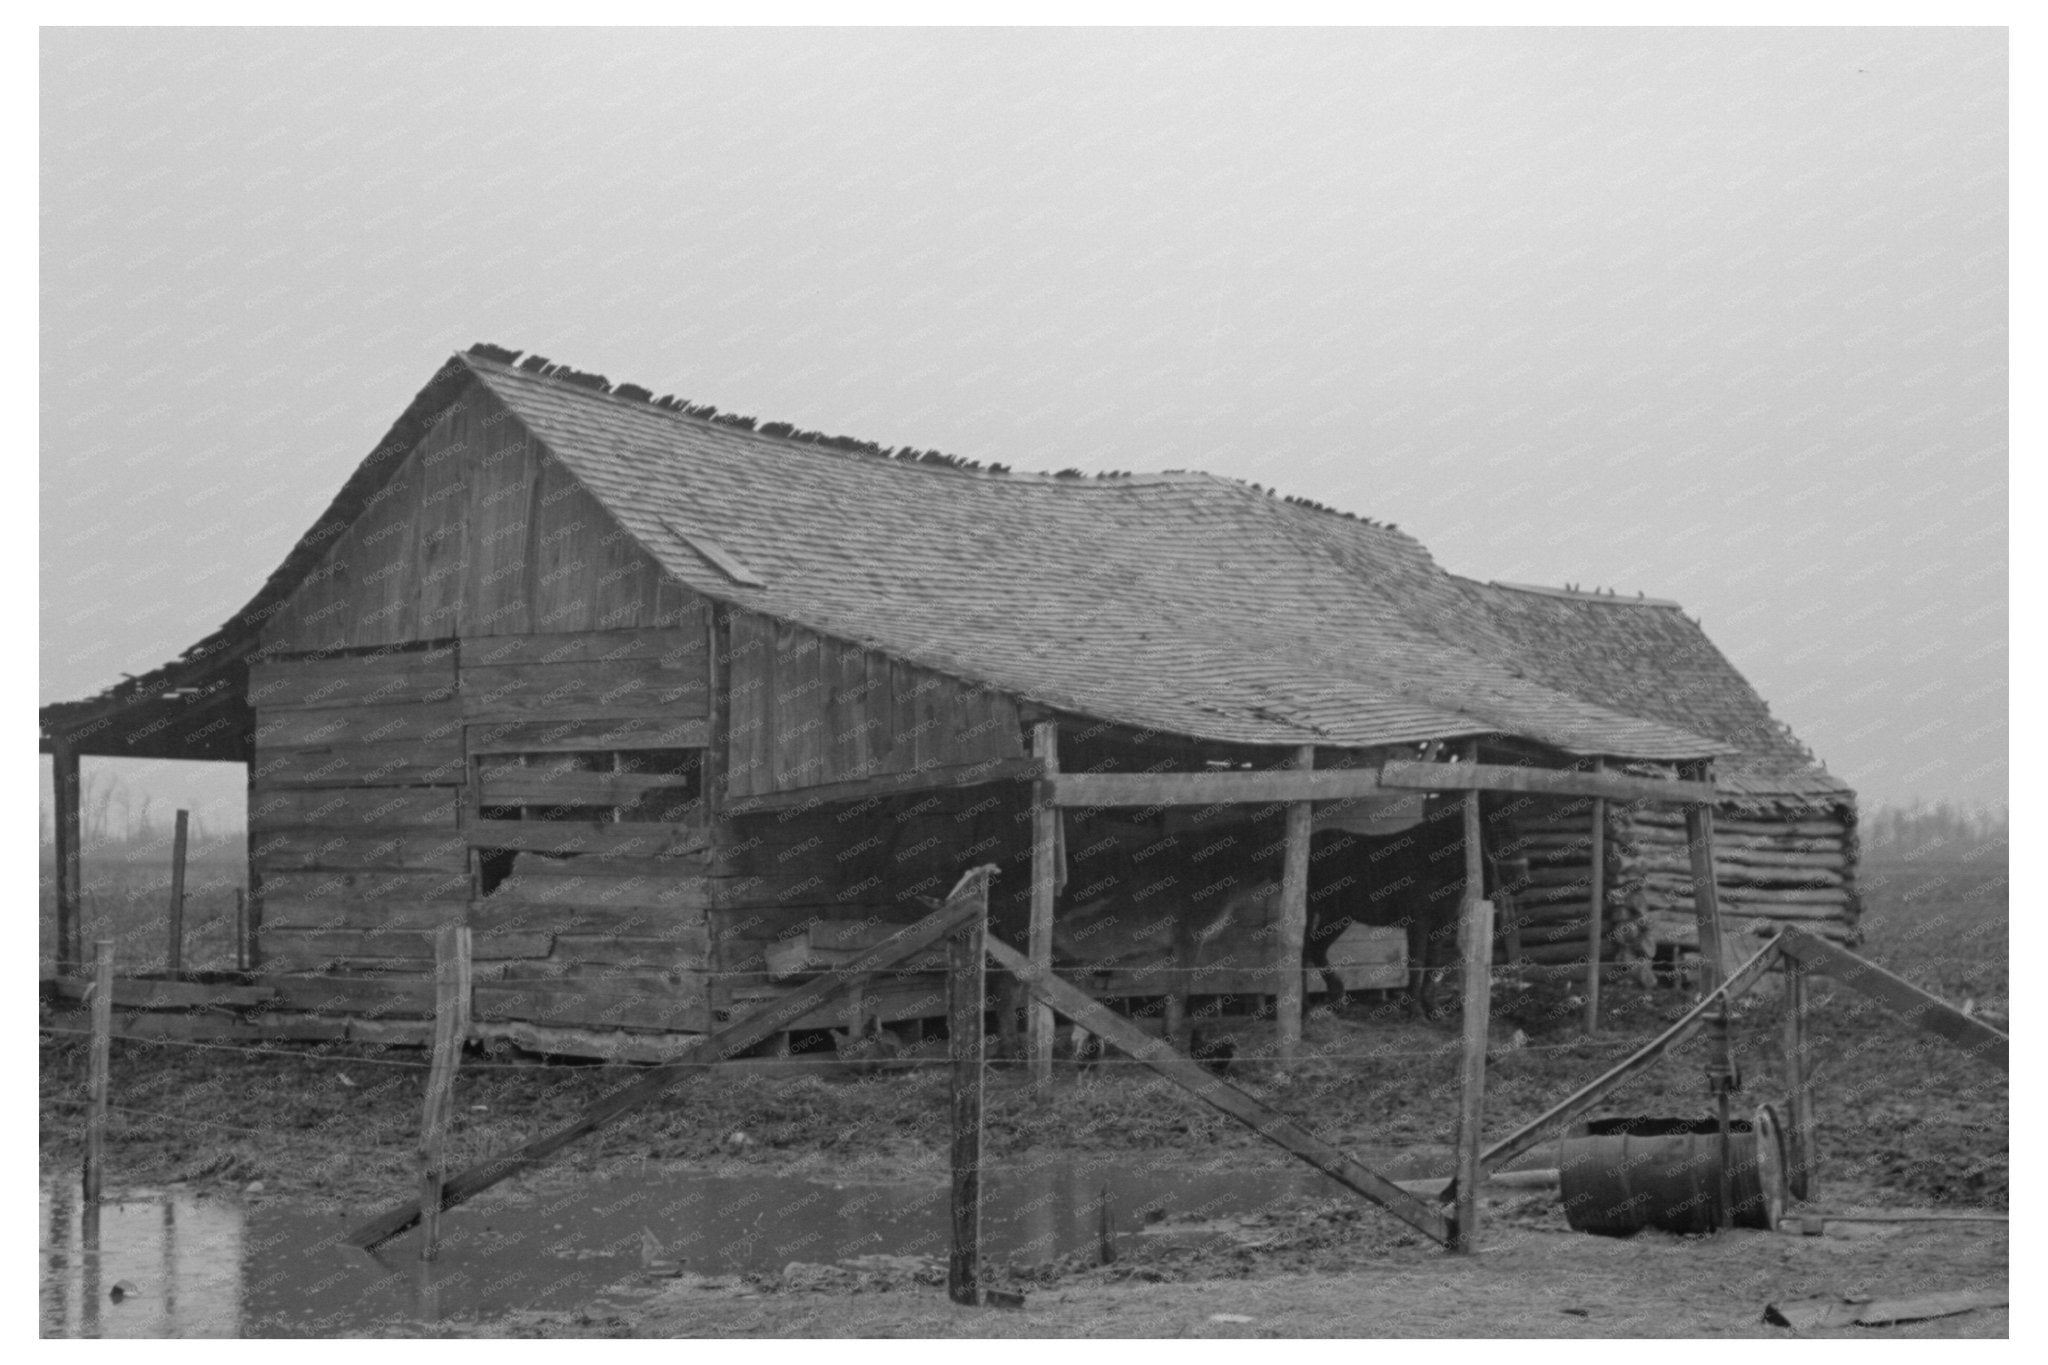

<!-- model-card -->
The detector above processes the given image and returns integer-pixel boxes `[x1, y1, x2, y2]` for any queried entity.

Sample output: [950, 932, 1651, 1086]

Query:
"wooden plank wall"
[249, 627, 717, 1033]
[248, 374, 723, 1037]
[249, 647, 469, 1011]
[461, 623, 715, 1036]
[244, 377, 1042, 1042]
[260, 382, 695, 653]
[725, 614, 1025, 799]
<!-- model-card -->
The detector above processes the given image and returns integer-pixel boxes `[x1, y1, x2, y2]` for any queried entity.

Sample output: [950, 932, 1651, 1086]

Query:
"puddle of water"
[41, 1155, 1358, 1336]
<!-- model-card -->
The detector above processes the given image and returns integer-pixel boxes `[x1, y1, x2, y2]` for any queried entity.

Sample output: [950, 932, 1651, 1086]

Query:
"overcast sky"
[39, 26, 2006, 825]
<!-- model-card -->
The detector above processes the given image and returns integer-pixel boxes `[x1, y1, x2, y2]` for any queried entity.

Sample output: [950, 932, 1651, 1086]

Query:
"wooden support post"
[244, 763, 263, 972]
[1450, 750, 1491, 1253]
[83, 938, 113, 1205]
[52, 742, 83, 980]
[1684, 761, 1726, 995]
[417, 924, 471, 1260]
[1165, 912, 1194, 1054]
[1684, 760, 1736, 1227]
[1585, 764, 1607, 1035]
[1027, 720, 1059, 1085]
[1714, 998, 1736, 1231]
[1782, 955, 1812, 1201]
[166, 809, 189, 977]
[1276, 744, 1315, 1064]
[233, 888, 248, 973]
[947, 873, 989, 1306]
[703, 604, 734, 1022]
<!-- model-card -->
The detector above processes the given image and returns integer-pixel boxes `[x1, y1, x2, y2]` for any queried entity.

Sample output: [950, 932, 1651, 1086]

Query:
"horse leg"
[1411, 918, 1459, 1021]
[1303, 932, 1348, 1015]
[1404, 920, 1434, 1019]
[994, 975, 1026, 1059]
[1322, 966, 1349, 1014]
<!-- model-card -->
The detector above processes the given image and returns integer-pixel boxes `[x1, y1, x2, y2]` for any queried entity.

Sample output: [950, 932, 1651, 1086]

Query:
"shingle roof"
[1446, 579, 1852, 805]
[46, 347, 1856, 803]
[464, 353, 1728, 761]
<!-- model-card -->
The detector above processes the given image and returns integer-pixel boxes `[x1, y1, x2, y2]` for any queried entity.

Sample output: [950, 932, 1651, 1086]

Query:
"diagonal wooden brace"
[982, 937, 1452, 1246]
[1451, 934, 1786, 1200]
[345, 866, 1000, 1251]
[1775, 926, 2007, 1070]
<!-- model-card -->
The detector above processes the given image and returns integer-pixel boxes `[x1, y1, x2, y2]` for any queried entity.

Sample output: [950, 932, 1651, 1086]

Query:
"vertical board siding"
[725, 613, 1025, 798]
[260, 381, 686, 654]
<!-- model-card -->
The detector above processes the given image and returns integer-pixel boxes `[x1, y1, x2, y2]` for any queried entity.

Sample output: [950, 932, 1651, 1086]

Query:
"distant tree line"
[37, 767, 240, 863]
[1862, 800, 2008, 861]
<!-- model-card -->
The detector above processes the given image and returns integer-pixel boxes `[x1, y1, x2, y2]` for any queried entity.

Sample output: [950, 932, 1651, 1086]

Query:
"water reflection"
[43, 1183, 243, 1337]
[41, 1155, 1347, 1337]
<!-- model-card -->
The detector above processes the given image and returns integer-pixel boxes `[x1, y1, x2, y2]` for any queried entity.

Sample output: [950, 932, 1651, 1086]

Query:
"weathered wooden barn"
[39, 345, 1858, 1059]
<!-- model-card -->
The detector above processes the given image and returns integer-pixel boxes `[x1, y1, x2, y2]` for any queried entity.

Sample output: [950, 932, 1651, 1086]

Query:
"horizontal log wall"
[1505, 796, 1859, 964]
[725, 615, 1025, 800]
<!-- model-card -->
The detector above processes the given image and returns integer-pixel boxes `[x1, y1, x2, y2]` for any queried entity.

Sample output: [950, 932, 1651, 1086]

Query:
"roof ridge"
[459, 345, 1399, 528]
[1484, 578, 1684, 610]
[464, 344, 1055, 482]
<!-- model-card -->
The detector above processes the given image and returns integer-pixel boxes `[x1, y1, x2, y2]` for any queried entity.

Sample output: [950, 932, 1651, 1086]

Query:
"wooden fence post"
[84, 938, 114, 1205]
[1783, 955, 1812, 1200]
[1276, 745, 1315, 1064]
[417, 925, 471, 1260]
[167, 809, 189, 977]
[1584, 765, 1607, 1034]
[349, 877, 997, 1251]
[947, 872, 989, 1305]
[1095, 1182, 1118, 1266]
[1027, 721, 1059, 1084]
[1450, 747, 1492, 1253]
[53, 742, 83, 979]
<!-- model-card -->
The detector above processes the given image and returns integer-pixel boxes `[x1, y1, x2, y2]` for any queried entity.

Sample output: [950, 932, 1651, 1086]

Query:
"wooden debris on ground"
[1764, 1289, 2007, 1330]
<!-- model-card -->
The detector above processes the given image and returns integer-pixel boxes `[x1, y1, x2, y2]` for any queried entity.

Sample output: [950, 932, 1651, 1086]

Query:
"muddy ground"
[480, 1219, 2009, 1339]
[39, 857, 2007, 1337]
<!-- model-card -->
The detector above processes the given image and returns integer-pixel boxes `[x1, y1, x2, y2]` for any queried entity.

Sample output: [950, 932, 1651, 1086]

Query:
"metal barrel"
[1559, 1106, 1786, 1236]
